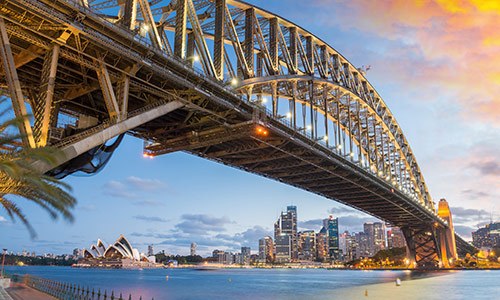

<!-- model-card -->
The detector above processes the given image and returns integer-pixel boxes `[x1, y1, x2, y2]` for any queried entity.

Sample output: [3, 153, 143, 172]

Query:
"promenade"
[1, 283, 55, 300]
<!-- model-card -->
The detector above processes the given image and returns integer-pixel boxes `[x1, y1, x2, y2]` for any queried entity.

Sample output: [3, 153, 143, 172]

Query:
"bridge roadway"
[0, 0, 474, 266]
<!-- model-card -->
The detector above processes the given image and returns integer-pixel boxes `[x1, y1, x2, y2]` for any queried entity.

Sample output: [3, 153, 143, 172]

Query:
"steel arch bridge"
[0, 0, 473, 267]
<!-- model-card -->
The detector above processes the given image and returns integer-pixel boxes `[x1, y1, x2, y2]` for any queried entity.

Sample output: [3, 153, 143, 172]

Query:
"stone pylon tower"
[437, 198, 458, 267]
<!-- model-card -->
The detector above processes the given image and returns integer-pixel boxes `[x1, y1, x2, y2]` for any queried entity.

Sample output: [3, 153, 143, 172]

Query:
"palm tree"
[0, 101, 76, 237]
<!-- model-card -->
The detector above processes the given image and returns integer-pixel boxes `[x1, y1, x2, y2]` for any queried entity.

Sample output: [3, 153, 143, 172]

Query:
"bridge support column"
[0, 17, 35, 148]
[402, 226, 441, 269]
[437, 198, 458, 265]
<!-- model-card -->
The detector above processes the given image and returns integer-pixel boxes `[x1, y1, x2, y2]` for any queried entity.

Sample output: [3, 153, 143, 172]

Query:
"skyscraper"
[355, 231, 370, 258]
[241, 247, 251, 264]
[274, 234, 291, 263]
[190, 242, 197, 256]
[387, 227, 406, 249]
[472, 222, 500, 248]
[363, 222, 375, 256]
[373, 222, 386, 253]
[274, 206, 298, 262]
[324, 215, 340, 260]
[316, 227, 328, 262]
[259, 236, 274, 263]
[298, 230, 316, 261]
[147, 244, 154, 256]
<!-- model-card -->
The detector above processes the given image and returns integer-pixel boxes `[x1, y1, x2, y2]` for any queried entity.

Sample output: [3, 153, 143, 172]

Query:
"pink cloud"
[314, 0, 500, 124]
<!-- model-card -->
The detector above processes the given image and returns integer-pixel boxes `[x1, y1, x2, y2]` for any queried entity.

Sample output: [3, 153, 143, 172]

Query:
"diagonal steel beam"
[0, 17, 35, 148]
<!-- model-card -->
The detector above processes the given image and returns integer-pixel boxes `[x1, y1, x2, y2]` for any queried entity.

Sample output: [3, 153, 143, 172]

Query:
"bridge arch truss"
[0, 0, 471, 266]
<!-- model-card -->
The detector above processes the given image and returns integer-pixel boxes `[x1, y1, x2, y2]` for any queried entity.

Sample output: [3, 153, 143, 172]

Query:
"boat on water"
[395, 278, 401, 286]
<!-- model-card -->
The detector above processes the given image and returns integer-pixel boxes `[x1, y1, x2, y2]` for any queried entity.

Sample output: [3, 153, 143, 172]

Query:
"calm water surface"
[5, 266, 499, 300]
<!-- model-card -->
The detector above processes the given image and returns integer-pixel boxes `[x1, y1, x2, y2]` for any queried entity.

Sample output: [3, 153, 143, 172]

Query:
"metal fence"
[10, 274, 153, 300]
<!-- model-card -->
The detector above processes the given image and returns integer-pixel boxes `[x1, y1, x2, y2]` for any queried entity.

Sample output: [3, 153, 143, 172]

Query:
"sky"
[1, 0, 499, 256]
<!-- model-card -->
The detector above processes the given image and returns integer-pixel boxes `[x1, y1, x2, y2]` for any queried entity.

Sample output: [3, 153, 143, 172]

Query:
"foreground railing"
[10, 274, 153, 300]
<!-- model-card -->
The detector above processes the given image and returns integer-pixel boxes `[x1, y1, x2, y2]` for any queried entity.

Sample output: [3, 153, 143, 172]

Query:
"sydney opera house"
[77, 235, 159, 268]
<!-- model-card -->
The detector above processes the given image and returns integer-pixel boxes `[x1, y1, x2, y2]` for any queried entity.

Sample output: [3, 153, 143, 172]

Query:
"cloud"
[132, 200, 165, 207]
[461, 189, 490, 199]
[307, 0, 500, 125]
[103, 180, 137, 198]
[0, 216, 8, 223]
[133, 215, 168, 223]
[174, 214, 233, 235]
[130, 221, 271, 254]
[299, 219, 323, 231]
[231, 226, 272, 246]
[102, 176, 166, 199]
[454, 225, 477, 239]
[328, 206, 363, 216]
[126, 176, 165, 190]
[470, 160, 500, 176]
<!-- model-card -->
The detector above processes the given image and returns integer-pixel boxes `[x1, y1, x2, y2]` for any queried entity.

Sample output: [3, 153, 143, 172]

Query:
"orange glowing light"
[255, 126, 269, 136]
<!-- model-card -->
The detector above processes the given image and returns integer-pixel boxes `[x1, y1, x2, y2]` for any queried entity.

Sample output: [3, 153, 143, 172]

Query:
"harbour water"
[5, 266, 500, 299]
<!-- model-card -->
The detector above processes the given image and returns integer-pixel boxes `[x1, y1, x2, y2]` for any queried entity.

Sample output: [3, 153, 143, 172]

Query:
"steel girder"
[0, 0, 468, 267]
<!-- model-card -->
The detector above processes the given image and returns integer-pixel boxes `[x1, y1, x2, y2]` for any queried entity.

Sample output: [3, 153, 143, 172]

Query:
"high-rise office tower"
[274, 206, 298, 262]
[323, 215, 340, 260]
[241, 247, 251, 264]
[147, 244, 154, 256]
[387, 227, 406, 249]
[316, 227, 328, 262]
[373, 222, 386, 254]
[259, 236, 274, 262]
[298, 230, 316, 261]
[190, 242, 197, 256]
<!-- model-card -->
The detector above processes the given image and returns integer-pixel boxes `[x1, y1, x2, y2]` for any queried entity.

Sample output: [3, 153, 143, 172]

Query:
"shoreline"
[5, 264, 500, 271]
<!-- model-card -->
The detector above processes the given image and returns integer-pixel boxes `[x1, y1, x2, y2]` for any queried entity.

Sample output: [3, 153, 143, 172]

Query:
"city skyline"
[1, 0, 498, 257]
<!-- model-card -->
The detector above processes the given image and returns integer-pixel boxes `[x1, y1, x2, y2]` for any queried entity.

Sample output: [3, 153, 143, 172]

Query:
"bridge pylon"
[436, 198, 458, 266]
[402, 198, 458, 269]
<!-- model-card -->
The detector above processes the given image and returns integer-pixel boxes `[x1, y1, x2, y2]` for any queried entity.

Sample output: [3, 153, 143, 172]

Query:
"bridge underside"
[146, 118, 437, 229]
[143, 113, 450, 267]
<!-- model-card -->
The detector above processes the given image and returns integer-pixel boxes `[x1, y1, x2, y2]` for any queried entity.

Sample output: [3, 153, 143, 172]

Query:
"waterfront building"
[212, 249, 224, 259]
[79, 235, 158, 268]
[147, 245, 154, 257]
[324, 216, 340, 260]
[354, 232, 370, 258]
[274, 206, 298, 262]
[298, 230, 316, 261]
[316, 227, 328, 262]
[472, 222, 500, 248]
[275, 234, 292, 263]
[340, 231, 356, 262]
[363, 223, 375, 256]
[234, 253, 243, 264]
[259, 236, 274, 263]
[346, 233, 358, 261]
[241, 247, 251, 264]
[73, 248, 82, 259]
[363, 222, 386, 256]
[387, 227, 406, 249]
[373, 222, 386, 253]
[190, 243, 197, 256]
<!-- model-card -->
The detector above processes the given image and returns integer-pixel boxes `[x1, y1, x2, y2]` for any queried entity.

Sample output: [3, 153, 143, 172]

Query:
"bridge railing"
[10, 273, 153, 300]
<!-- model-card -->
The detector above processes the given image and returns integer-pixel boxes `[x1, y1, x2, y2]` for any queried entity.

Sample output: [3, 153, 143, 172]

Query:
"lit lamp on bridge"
[255, 126, 269, 137]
